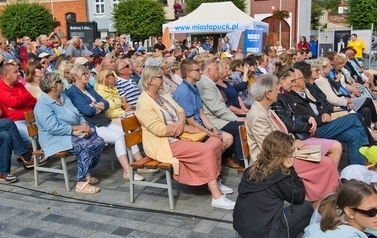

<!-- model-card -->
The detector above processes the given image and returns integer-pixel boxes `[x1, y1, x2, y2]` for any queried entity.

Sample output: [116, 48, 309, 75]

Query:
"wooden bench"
[24, 111, 71, 191]
[238, 124, 250, 168]
[121, 115, 174, 209]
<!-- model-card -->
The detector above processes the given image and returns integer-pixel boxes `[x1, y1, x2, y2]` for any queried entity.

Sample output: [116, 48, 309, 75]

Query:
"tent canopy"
[163, 1, 268, 34]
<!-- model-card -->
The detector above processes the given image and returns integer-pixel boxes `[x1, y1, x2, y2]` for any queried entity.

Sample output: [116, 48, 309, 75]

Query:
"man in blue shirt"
[309, 35, 318, 58]
[201, 38, 213, 53]
[173, 59, 234, 165]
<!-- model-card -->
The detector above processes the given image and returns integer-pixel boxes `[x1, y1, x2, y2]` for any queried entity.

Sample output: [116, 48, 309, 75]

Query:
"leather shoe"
[237, 166, 245, 174]
[222, 158, 239, 169]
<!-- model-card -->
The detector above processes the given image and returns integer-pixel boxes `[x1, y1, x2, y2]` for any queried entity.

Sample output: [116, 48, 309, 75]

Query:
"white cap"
[340, 165, 377, 184]
[74, 57, 89, 65]
[38, 52, 50, 58]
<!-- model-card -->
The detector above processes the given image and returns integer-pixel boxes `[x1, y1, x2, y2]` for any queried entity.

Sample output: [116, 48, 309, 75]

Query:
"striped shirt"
[114, 77, 140, 106]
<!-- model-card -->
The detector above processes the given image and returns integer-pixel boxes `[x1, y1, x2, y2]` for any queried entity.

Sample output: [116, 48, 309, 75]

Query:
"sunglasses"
[351, 207, 377, 217]
[119, 64, 130, 70]
[35, 65, 44, 70]
[55, 79, 62, 84]
[189, 68, 201, 72]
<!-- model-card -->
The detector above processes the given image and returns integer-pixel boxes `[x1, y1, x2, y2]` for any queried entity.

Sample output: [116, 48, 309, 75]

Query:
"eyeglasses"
[295, 76, 305, 81]
[41, 61, 48, 65]
[189, 68, 201, 72]
[35, 65, 44, 70]
[351, 207, 377, 217]
[55, 79, 62, 84]
[119, 64, 130, 70]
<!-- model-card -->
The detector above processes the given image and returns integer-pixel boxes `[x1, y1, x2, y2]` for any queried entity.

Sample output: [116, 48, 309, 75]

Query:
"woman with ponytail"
[305, 180, 377, 237]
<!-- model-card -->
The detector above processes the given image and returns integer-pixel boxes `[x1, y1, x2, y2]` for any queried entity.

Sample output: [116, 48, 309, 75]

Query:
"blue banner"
[243, 29, 263, 55]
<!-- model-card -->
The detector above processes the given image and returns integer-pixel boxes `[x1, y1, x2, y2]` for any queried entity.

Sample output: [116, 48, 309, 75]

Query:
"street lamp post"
[279, 0, 282, 46]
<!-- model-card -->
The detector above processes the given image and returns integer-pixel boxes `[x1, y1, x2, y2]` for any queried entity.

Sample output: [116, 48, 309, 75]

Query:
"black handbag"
[84, 112, 111, 127]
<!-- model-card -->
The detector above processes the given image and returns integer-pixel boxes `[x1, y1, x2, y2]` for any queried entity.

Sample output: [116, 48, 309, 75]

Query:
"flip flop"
[86, 176, 99, 185]
[75, 182, 100, 194]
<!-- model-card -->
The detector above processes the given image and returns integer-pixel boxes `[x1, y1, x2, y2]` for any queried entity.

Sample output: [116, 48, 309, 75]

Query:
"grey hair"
[70, 64, 87, 82]
[249, 74, 278, 101]
[39, 72, 61, 93]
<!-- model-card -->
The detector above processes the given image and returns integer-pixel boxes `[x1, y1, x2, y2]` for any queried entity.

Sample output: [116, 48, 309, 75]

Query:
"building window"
[95, 0, 105, 14]
[160, 0, 168, 5]
[66, 12, 76, 23]
[112, 0, 119, 11]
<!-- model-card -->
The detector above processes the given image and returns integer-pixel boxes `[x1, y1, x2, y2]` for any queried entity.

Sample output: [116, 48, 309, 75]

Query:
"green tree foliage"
[0, 0, 54, 39]
[187, 0, 246, 13]
[346, 0, 377, 31]
[311, 0, 324, 30]
[113, 0, 166, 39]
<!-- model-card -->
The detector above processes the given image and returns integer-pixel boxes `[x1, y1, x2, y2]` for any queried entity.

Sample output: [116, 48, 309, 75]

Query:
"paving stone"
[84, 221, 118, 233]
[15, 227, 39, 237]
[111, 226, 133, 236]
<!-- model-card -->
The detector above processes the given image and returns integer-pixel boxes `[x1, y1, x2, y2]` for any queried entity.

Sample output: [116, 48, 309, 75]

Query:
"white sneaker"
[211, 195, 235, 210]
[137, 168, 160, 173]
[218, 180, 234, 194]
[123, 172, 145, 181]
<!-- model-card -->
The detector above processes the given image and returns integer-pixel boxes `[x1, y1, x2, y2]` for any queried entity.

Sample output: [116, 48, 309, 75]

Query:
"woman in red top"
[297, 36, 310, 51]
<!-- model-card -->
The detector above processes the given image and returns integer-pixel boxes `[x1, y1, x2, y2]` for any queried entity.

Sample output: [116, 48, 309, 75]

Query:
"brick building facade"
[0, 0, 87, 42]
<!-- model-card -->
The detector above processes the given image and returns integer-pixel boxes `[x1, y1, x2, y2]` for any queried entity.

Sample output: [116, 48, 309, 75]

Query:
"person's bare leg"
[221, 131, 233, 151]
[325, 141, 342, 168]
[208, 179, 222, 199]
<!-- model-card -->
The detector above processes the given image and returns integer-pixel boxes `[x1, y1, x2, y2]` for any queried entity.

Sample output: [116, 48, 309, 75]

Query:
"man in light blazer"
[196, 59, 245, 173]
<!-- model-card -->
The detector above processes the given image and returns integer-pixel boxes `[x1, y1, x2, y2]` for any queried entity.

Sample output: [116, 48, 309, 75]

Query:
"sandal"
[86, 176, 99, 185]
[75, 182, 100, 194]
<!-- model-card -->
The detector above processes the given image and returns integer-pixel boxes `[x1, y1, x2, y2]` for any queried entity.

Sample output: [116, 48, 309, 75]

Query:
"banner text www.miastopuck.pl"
[174, 23, 239, 31]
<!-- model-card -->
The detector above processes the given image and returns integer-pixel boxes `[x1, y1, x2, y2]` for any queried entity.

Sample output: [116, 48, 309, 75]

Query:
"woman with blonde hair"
[136, 66, 236, 210]
[91, 38, 105, 57]
[216, 60, 249, 115]
[56, 60, 73, 94]
[234, 130, 313, 238]
[160, 59, 182, 95]
[25, 61, 45, 99]
[27, 41, 40, 62]
[131, 57, 144, 84]
[67, 65, 145, 181]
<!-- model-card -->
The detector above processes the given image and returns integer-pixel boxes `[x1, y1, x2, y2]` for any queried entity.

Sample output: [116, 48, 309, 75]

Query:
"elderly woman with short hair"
[136, 66, 236, 210]
[91, 38, 105, 57]
[34, 72, 105, 194]
[56, 60, 73, 94]
[160, 59, 182, 95]
[67, 65, 144, 181]
[246, 74, 339, 205]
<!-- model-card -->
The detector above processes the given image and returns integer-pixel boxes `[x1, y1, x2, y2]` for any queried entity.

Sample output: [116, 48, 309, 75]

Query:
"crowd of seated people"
[2, 33, 377, 226]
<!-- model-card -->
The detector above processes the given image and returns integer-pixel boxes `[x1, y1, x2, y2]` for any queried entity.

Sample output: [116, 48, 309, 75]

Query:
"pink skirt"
[303, 137, 336, 156]
[170, 137, 222, 186]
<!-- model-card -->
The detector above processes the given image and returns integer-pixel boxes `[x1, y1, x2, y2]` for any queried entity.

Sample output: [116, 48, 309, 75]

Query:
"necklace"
[147, 92, 168, 110]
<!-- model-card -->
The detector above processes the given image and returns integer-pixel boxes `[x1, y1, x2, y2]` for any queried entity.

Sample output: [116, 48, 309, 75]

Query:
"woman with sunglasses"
[233, 130, 313, 238]
[305, 180, 377, 237]
[27, 41, 40, 62]
[67, 65, 145, 181]
[25, 61, 45, 99]
[35, 72, 105, 194]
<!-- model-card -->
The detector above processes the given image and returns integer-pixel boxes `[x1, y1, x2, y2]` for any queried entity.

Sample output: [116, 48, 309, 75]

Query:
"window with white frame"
[112, 0, 119, 11]
[95, 0, 105, 14]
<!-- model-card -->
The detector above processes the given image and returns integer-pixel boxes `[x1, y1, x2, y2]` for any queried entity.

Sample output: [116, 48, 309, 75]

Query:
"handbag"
[295, 145, 321, 162]
[84, 112, 111, 127]
[179, 132, 209, 142]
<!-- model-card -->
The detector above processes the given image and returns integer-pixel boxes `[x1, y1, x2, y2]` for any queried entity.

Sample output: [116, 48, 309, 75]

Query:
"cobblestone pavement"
[0, 152, 242, 238]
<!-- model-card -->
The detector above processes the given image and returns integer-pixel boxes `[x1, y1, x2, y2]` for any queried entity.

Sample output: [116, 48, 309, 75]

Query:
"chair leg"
[130, 167, 134, 203]
[109, 147, 115, 171]
[61, 157, 70, 192]
[244, 158, 249, 168]
[34, 155, 39, 187]
[166, 170, 174, 209]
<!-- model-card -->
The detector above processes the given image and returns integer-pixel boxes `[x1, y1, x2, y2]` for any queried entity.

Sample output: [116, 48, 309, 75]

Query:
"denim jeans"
[317, 114, 368, 165]
[14, 120, 32, 147]
[0, 119, 29, 174]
